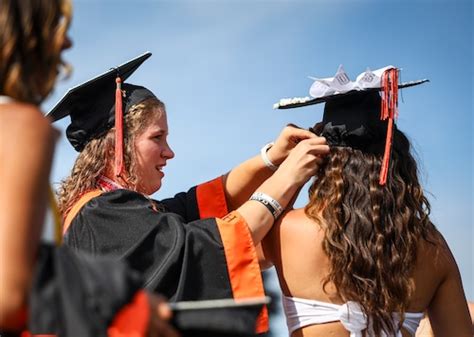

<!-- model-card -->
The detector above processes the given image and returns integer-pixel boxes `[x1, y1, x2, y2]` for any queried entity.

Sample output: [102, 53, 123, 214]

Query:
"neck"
[102, 164, 129, 187]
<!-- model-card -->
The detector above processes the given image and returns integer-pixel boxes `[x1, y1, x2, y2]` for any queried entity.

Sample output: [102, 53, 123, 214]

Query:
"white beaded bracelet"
[250, 192, 283, 219]
[260, 142, 279, 171]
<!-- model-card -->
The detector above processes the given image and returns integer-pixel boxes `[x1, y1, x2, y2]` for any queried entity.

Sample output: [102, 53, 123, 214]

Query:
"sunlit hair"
[305, 129, 436, 336]
[0, 0, 72, 103]
[57, 98, 165, 217]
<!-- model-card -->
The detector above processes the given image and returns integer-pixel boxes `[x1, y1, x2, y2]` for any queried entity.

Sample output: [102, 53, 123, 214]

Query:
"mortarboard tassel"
[114, 76, 125, 178]
[379, 68, 399, 185]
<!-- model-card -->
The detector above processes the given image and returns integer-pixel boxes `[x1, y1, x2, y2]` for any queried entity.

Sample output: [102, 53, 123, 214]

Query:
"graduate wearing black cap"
[260, 66, 471, 337]
[50, 53, 330, 335]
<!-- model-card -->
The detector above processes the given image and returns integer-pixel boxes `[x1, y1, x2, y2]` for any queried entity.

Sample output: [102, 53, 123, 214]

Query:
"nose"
[162, 141, 175, 160]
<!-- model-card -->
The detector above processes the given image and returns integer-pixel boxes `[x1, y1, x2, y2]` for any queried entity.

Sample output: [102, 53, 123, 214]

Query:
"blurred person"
[0, 1, 178, 336]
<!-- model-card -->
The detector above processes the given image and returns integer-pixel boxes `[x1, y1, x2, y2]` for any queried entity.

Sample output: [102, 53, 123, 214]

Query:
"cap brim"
[170, 297, 270, 336]
[275, 79, 429, 110]
[47, 51, 152, 121]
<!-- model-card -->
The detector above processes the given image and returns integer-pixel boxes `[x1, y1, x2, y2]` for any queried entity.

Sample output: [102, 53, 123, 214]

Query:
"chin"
[137, 181, 161, 195]
[148, 182, 162, 195]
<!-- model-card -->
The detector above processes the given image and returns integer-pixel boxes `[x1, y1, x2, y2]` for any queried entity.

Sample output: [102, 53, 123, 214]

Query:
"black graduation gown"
[2, 244, 150, 337]
[1, 244, 262, 337]
[63, 177, 268, 334]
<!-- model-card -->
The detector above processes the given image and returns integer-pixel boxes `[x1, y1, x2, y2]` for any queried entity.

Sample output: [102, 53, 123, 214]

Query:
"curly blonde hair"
[305, 129, 436, 336]
[57, 98, 165, 217]
[0, 0, 72, 103]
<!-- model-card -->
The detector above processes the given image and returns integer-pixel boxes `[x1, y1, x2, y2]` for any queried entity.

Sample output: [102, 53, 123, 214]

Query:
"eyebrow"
[150, 129, 169, 135]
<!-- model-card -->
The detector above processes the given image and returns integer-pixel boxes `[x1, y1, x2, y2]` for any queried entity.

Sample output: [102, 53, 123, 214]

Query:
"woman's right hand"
[273, 136, 329, 187]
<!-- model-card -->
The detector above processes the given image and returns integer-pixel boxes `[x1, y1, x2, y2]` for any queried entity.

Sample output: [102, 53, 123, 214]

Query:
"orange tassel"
[380, 71, 389, 120]
[379, 68, 399, 185]
[114, 76, 124, 178]
[379, 118, 393, 185]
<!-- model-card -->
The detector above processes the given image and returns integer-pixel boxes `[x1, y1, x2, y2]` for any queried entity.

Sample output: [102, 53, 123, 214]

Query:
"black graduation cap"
[170, 297, 270, 337]
[274, 65, 429, 185]
[48, 51, 157, 177]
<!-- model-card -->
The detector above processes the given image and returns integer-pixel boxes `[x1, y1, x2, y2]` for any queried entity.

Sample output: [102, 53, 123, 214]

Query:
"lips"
[155, 164, 166, 175]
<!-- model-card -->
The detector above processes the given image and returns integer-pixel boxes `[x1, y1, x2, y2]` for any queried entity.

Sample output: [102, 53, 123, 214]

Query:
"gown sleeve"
[64, 183, 268, 333]
[160, 176, 229, 221]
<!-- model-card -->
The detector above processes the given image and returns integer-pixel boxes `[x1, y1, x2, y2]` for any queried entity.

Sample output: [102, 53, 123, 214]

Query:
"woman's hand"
[223, 125, 325, 211]
[273, 136, 329, 187]
[266, 125, 317, 166]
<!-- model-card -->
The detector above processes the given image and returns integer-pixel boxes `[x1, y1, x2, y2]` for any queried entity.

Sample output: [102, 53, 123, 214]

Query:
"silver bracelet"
[250, 192, 283, 219]
[260, 142, 279, 171]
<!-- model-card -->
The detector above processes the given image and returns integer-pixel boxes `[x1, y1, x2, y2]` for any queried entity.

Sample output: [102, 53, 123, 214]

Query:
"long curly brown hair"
[305, 129, 436, 336]
[0, 0, 72, 103]
[57, 98, 165, 217]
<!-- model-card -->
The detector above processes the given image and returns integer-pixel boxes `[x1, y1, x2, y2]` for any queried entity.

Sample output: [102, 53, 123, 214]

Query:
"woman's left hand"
[266, 125, 317, 166]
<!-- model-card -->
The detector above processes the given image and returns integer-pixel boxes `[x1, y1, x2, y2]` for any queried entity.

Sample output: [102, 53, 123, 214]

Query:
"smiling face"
[133, 108, 174, 195]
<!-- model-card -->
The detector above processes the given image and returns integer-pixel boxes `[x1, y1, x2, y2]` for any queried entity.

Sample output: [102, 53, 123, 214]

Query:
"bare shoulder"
[0, 102, 51, 135]
[271, 208, 321, 243]
[0, 102, 57, 166]
[264, 208, 307, 244]
[0, 101, 43, 119]
[279, 208, 310, 225]
[262, 208, 318, 267]
[418, 229, 458, 276]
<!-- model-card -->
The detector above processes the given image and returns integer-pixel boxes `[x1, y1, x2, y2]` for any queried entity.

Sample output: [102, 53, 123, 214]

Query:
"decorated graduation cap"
[48, 51, 156, 178]
[274, 65, 428, 185]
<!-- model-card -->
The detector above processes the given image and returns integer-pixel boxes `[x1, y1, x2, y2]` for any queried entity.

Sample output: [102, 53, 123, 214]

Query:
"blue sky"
[42, 0, 472, 331]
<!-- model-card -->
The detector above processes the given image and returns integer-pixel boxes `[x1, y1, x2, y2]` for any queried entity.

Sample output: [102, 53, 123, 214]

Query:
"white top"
[283, 296, 424, 337]
[0, 95, 14, 104]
